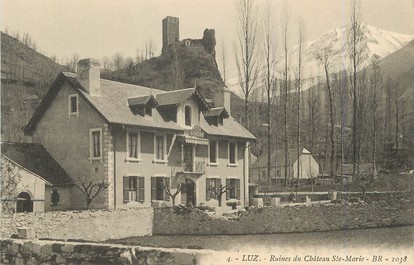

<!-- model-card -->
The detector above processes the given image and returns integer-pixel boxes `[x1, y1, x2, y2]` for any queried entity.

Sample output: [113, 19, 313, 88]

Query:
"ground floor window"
[151, 177, 170, 201]
[51, 189, 60, 205]
[123, 176, 145, 203]
[206, 178, 221, 200]
[226, 178, 240, 200]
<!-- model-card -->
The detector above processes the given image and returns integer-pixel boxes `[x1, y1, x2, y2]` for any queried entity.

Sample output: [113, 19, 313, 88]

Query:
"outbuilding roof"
[1, 142, 73, 186]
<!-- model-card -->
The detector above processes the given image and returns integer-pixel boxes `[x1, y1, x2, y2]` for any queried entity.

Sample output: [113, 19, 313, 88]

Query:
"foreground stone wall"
[0, 207, 153, 241]
[153, 192, 413, 235]
[0, 239, 213, 265]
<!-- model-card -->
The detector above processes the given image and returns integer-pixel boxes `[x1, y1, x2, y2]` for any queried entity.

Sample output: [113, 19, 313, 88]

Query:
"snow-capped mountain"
[280, 24, 414, 82]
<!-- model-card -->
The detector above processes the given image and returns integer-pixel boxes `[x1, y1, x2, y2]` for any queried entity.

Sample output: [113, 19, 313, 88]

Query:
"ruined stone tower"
[162, 16, 179, 53]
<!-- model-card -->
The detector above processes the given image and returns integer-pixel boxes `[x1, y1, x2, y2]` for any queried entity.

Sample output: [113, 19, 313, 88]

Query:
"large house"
[22, 58, 255, 210]
[250, 148, 319, 184]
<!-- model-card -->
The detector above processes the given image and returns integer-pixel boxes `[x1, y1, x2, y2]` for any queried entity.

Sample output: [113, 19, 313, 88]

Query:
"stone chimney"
[214, 87, 231, 116]
[77, 58, 101, 97]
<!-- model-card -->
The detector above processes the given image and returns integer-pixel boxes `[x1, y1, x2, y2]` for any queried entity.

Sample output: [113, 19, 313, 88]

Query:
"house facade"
[250, 148, 320, 184]
[1, 142, 73, 213]
[24, 58, 255, 210]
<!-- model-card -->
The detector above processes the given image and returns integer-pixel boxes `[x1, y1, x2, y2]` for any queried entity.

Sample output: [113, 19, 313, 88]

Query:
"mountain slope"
[281, 24, 413, 80]
[1, 32, 69, 142]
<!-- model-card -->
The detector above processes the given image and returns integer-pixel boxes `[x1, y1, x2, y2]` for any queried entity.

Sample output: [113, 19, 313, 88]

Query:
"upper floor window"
[127, 131, 141, 160]
[123, 176, 145, 203]
[154, 134, 167, 161]
[209, 140, 218, 164]
[68, 94, 78, 117]
[185, 106, 192, 127]
[228, 142, 237, 165]
[89, 128, 102, 159]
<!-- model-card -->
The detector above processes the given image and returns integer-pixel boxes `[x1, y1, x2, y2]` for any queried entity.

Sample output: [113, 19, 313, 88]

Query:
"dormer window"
[68, 94, 78, 117]
[145, 107, 152, 116]
[185, 106, 192, 126]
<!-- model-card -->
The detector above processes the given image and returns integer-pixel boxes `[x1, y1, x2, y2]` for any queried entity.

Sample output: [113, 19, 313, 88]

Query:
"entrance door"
[181, 178, 196, 206]
[183, 144, 193, 172]
[16, 192, 33, 213]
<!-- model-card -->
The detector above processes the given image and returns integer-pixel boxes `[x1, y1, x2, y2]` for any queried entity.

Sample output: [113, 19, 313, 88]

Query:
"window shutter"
[226, 179, 230, 200]
[138, 177, 145, 202]
[236, 179, 241, 200]
[123, 177, 129, 203]
[206, 179, 210, 201]
[164, 178, 170, 201]
[151, 177, 156, 201]
[216, 179, 221, 200]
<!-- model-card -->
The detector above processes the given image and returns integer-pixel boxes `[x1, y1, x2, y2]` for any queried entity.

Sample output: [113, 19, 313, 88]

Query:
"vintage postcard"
[1, 0, 413, 264]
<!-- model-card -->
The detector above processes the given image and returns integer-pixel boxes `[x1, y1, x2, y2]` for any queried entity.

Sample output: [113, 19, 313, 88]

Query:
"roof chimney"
[214, 87, 231, 116]
[77, 58, 101, 97]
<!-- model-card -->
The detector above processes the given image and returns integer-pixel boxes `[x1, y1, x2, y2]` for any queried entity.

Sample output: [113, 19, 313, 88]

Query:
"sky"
[1, 0, 414, 81]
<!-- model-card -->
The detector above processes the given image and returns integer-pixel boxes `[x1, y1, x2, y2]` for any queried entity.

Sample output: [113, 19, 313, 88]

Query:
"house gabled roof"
[251, 148, 314, 169]
[204, 107, 229, 119]
[24, 71, 255, 139]
[200, 116, 256, 140]
[1, 142, 73, 186]
[127, 94, 159, 107]
[155, 88, 210, 112]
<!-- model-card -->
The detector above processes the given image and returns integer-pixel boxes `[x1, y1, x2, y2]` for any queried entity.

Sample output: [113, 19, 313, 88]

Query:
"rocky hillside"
[101, 29, 225, 101]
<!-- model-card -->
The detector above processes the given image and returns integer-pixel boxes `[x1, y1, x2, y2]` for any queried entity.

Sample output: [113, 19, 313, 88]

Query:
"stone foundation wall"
[153, 192, 413, 235]
[0, 208, 153, 241]
[0, 239, 213, 265]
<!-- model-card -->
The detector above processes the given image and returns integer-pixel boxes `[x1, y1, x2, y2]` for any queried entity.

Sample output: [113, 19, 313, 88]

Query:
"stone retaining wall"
[153, 193, 413, 235]
[0, 239, 213, 265]
[0, 207, 153, 241]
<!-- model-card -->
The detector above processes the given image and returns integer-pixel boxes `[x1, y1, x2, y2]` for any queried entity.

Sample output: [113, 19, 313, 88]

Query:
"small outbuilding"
[1, 142, 73, 213]
[250, 148, 320, 183]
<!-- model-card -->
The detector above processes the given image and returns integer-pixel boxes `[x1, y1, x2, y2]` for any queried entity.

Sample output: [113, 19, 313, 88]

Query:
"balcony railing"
[181, 159, 205, 174]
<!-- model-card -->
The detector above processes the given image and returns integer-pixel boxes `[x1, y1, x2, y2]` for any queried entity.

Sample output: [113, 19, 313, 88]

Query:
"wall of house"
[31, 82, 107, 210]
[203, 139, 246, 208]
[44, 186, 72, 211]
[113, 130, 178, 208]
[176, 97, 199, 128]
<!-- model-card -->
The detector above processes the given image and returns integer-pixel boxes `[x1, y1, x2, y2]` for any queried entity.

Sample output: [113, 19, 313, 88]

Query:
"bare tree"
[209, 184, 232, 207]
[281, 4, 290, 187]
[369, 60, 382, 176]
[112, 53, 125, 71]
[221, 42, 227, 84]
[163, 182, 183, 206]
[74, 176, 110, 210]
[295, 21, 305, 181]
[316, 46, 335, 176]
[392, 82, 407, 154]
[235, 0, 260, 129]
[347, 0, 366, 177]
[262, 1, 277, 183]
